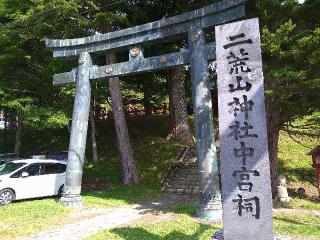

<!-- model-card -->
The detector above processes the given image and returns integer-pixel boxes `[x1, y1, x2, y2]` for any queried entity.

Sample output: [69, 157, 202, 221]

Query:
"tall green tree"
[88, 1, 140, 185]
[0, 0, 88, 151]
[254, 0, 320, 195]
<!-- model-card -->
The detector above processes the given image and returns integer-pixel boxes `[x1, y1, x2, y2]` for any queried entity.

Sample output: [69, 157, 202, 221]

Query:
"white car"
[0, 159, 67, 205]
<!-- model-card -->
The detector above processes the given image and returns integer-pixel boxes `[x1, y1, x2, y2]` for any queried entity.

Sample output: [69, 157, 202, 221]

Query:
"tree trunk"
[168, 66, 194, 146]
[14, 110, 22, 154]
[106, 53, 139, 185]
[90, 107, 98, 163]
[168, 74, 176, 136]
[143, 77, 152, 116]
[265, 88, 281, 198]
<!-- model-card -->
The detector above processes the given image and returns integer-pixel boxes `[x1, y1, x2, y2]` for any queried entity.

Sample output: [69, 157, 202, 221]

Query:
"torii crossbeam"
[46, 0, 247, 221]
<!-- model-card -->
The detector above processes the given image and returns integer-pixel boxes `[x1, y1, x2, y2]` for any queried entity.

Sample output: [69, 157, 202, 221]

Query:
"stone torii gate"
[45, 0, 247, 221]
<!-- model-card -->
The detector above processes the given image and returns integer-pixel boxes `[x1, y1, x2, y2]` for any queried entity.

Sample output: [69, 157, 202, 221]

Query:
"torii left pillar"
[60, 52, 92, 207]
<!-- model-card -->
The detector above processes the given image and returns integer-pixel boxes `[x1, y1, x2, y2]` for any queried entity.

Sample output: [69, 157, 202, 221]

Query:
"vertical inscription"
[216, 18, 274, 239]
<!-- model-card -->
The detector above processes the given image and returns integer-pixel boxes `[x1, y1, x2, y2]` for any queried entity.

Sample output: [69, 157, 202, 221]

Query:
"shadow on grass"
[170, 203, 197, 216]
[82, 185, 162, 207]
[287, 190, 320, 203]
[274, 215, 306, 226]
[110, 224, 215, 240]
[273, 195, 320, 211]
[274, 214, 320, 237]
[277, 158, 316, 184]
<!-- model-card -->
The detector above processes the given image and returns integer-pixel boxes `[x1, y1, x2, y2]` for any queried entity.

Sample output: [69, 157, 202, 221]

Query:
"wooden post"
[60, 52, 92, 207]
[188, 26, 222, 220]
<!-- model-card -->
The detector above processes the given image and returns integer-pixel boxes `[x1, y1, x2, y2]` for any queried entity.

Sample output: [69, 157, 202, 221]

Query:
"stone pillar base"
[197, 204, 222, 221]
[59, 195, 83, 208]
[212, 231, 292, 240]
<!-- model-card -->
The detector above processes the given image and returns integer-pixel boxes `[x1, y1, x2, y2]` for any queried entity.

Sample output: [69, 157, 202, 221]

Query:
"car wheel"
[0, 189, 15, 205]
[58, 185, 64, 196]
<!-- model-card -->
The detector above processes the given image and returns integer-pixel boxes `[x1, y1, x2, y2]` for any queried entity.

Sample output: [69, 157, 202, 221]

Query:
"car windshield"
[0, 162, 26, 176]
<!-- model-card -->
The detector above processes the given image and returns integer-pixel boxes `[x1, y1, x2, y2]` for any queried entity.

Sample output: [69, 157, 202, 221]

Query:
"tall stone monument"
[216, 18, 274, 239]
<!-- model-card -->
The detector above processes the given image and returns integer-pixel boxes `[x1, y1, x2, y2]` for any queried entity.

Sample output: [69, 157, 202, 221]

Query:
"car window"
[0, 162, 26, 176]
[10, 164, 40, 178]
[42, 163, 61, 175]
[60, 164, 66, 173]
[10, 166, 27, 178]
[26, 164, 41, 176]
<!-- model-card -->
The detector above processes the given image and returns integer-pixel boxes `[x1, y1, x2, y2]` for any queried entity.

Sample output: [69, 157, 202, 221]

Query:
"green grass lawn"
[278, 130, 318, 194]
[86, 208, 320, 240]
[171, 203, 320, 238]
[276, 124, 320, 208]
[0, 198, 71, 240]
[86, 215, 220, 240]
[0, 116, 179, 239]
[0, 185, 161, 239]
[273, 197, 320, 210]
[274, 212, 320, 238]
[83, 185, 161, 208]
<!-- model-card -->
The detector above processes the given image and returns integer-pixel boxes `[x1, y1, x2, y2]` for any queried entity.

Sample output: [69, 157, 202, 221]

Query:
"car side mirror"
[21, 172, 29, 178]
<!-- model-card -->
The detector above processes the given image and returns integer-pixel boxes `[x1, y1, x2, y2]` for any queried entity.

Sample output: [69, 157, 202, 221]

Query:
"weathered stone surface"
[45, 1, 246, 57]
[53, 43, 216, 86]
[60, 52, 92, 208]
[211, 232, 291, 240]
[189, 25, 222, 221]
[216, 18, 274, 239]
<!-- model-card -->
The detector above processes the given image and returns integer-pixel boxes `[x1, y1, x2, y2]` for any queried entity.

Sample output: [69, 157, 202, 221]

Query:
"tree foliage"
[259, 0, 320, 126]
[0, 0, 86, 129]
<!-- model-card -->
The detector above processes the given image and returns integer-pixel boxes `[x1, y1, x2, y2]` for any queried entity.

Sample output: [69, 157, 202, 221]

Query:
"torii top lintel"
[45, 0, 246, 58]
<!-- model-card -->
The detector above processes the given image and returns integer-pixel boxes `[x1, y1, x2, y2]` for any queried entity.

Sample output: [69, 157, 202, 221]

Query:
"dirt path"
[18, 194, 184, 240]
[273, 208, 320, 216]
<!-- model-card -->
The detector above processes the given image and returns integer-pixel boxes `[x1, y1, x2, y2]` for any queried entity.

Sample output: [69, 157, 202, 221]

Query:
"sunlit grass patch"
[86, 215, 220, 240]
[278, 131, 316, 185]
[168, 202, 320, 238]
[274, 197, 320, 210]
[86, 211, 320, 240]
[170, 203, 197, 216]
[274, 212, 320, 237]
[278, 129, 319, 205]
[0, 198, 71, 240]
[83, 185, 161, 208]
